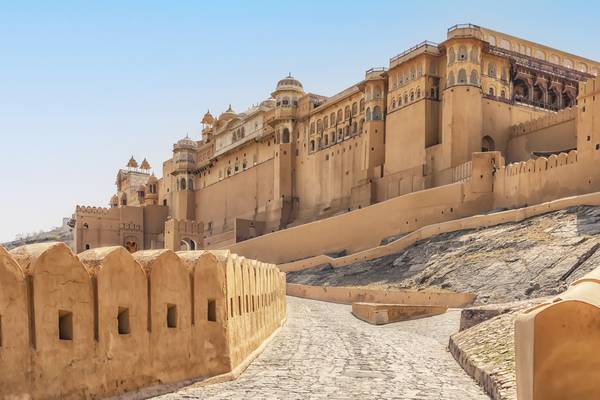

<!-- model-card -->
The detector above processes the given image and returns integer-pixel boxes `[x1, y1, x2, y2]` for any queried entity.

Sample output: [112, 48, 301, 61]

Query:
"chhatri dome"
[140, 158, 151, 170]
[126, 156, 138, 168]
[276, 73, 303, 90]
[175, 134, 198, 149]
[201, 110, 215, 126]
[218, 104, 237, 121]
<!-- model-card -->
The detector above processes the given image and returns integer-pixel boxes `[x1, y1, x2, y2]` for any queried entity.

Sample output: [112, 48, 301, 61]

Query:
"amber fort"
[3, 23, 600, 400]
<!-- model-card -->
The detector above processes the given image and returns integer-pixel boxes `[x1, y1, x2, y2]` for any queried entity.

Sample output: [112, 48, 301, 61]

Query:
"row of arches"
[310, 99, 365, 135]
[365, 106, 382, 121]
[448, 45, 479, 65]
[513, 79, 575, 109]
[390, 63, 424, 89]
[390, 87, 423, 109]
[176, 177, 194, 191]
[309, 118, 366, 152]
[275, 96, 299, 107]
[447, 69, 479, 86]
[486, 63, 508, 81]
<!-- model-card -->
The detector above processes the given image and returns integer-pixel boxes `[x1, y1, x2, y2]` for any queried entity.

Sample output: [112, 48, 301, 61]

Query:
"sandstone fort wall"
[0, 243, 286, 400]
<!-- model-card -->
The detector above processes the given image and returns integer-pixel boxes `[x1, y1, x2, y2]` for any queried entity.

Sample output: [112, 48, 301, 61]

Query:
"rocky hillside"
[2, 224, 74, 251]
[287, 206, 600, 305]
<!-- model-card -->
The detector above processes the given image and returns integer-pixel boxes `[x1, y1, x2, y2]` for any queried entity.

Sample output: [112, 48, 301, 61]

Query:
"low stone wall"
[286, 283, 475, 308]
[351, 302, 447, 325]
[515, 266, 600, 400]
[0, 243, 286, 400]
[279, 191, 600, 273]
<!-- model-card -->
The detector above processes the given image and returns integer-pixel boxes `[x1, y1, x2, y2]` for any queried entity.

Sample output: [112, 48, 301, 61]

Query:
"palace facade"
[74, 24, 600, 254]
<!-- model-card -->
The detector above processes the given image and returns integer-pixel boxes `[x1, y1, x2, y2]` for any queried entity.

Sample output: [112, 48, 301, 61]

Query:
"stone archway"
[179, 238, 197, 251]
[481, 135, 495, 152]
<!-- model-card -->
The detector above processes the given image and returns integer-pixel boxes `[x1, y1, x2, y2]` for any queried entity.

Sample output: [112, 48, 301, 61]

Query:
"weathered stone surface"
[449, 299, 546, 400]
[288, 206, 600, 305]
[157, 296, 488, 399]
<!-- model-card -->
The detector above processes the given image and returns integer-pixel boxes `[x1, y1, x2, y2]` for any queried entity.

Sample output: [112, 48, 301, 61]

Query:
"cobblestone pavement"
[156, 296, 489, 400]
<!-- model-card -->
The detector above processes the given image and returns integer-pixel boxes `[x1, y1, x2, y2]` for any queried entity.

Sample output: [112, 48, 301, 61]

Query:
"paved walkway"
[157, 296, 489, 399]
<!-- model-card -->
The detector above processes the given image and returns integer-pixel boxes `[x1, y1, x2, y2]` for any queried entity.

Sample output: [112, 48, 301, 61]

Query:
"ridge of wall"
[279, 190, 600, 273]
[0, 243, 286, 400]
[510, 108, 576, 138]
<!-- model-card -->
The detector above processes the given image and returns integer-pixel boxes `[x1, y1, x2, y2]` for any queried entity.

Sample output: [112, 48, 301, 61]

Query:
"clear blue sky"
[1, 0, 599, 242]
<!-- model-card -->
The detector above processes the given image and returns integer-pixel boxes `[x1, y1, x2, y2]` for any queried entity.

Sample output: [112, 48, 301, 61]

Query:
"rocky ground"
[1, 224, 73, 251]
[287, 206, 600, 305]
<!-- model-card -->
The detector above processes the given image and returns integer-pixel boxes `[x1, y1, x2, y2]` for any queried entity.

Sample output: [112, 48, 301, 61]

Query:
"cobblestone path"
[157, 296, 489, 399]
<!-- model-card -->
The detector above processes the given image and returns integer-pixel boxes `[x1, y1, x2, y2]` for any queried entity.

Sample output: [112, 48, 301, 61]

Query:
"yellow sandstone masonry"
[0, 243, 286, 400]
[515, 267, 600, 400]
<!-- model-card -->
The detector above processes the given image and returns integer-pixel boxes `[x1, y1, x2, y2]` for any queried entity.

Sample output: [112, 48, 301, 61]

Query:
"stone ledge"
[352, 302, 447, 325]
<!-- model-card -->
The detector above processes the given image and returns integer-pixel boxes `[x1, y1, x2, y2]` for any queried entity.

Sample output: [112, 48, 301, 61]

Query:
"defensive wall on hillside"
[0, 243, 285, 400]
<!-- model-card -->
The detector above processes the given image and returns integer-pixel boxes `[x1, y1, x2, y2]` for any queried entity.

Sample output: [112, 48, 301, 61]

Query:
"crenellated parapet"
[499, 150, 578, 177]
[510, 107, 576, 138]
[75, 205, 112, 216]
[0, 242, 286, 400]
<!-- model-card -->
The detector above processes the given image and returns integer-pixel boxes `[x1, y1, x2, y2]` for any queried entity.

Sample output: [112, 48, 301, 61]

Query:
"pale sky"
[2, 0, 600, 242]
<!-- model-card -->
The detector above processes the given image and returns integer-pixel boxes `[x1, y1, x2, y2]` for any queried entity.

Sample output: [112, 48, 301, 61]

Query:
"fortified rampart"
[507, 108, 577, 162]
[0, 242, 285, 400]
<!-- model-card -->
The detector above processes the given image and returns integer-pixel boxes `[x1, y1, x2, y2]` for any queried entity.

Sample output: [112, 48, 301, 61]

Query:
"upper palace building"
[74, 24, 600, 253]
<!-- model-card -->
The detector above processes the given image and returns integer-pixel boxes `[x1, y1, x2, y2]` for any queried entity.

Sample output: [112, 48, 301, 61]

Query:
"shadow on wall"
[0, 242, 286, 400]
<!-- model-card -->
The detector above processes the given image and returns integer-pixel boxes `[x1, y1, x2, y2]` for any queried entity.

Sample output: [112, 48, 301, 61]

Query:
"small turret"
[126, 156, 138, 169]
[140, 158, 151, 170]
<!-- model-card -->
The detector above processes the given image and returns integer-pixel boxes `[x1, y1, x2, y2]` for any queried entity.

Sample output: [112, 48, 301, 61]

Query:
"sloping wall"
[0, 243, 286, 400]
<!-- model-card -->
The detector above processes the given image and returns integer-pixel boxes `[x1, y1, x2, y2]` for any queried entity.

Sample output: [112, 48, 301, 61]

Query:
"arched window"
[458, 45, 467, 61]
[458, 69, 467, 84]
[430, 88, 435, 98]
[352, 102, 358, 115]
[501, 89, 506, 99]
[398, 96, 402, 106]
[331, 132, 335, 143]
[338, 129, 343, 140]
[282, 96, 289, 106]
[448, 71, 456, 86]
[337, 109, 343, 122]
[121, 194, 127, 206]
[448, 47, 455, 65]
[324, 116, 329, 129]
[481, 135, 495, 152]
[310, 122, 315, 134]
[227, 167, 231, 176]
[404, 93, 408, 104]
[324, 135, 328, 146]
[317, 119, 323, 133]
[180, 178, 186, 191]
[372, 106, 382, 120]
[344, 106, 350, 120]
[359, 99, 365, 112]
[366, 107, 372, 121]
[470, 47, 479, 63]
[410, 91, 414, 102]
[470, 70, 479, 85]
[391, 98, 396, 108]
[416, 88, 421, 99]
[310, 140, 315, 152]
[282, 128, 290, 143]
[488, 63, 496, 78]
[188, 178, 194, 190]
[352, 121, 357, 133]
[243, 159, 247, 169]
[330, 112, 336, 125]
[489, 87, 495, 96]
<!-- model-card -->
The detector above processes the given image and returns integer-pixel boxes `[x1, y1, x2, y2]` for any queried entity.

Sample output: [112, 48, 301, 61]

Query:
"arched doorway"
[481, 135, 495, 152]
[179, 238, 196, 251]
